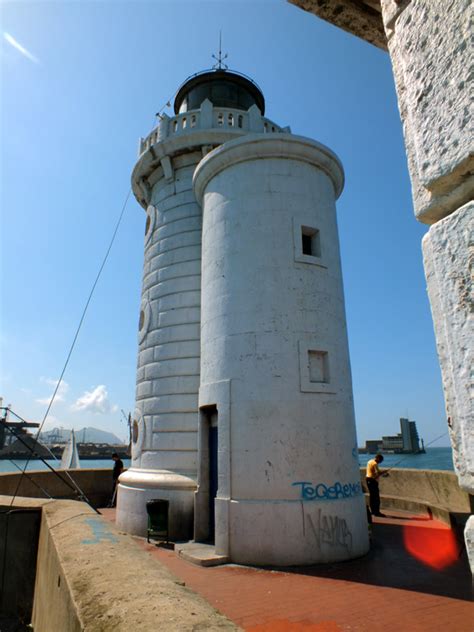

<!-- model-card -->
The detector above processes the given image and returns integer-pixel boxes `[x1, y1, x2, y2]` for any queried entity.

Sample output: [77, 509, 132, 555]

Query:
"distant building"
[365, 440, 382, 454]
[381, 434, 404, 451]
[364, 418, 424, 454]
[400, 418, 421, 453]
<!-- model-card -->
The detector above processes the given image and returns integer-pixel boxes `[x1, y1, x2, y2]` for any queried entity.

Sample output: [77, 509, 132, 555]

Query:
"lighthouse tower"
[117, 62, 369, 565]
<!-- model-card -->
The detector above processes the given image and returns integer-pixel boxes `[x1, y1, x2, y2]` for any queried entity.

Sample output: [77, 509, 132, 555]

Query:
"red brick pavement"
[101, 508, 473, 631]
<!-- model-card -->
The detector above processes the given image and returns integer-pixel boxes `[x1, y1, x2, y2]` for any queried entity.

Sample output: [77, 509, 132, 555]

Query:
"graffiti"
[292, 480, 362, 501]
[307, 509, 353, 552]
[82, 517, 119, 545]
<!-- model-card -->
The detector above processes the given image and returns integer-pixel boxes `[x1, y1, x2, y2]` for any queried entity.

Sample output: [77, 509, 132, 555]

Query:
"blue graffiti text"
[292, 480, 362, 501]
[82, 517, 119, 545]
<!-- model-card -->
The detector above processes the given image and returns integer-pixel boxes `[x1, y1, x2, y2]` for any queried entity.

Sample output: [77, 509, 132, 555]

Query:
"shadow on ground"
[268, 518, 472, 601]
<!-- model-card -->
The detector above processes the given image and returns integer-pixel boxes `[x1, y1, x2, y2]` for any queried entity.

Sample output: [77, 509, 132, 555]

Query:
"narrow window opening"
[191, 114, 197, 128]
[228, 113, 234, 127]
[132, 420, 139, 443]
[172, 119, 178, 132]
[182, 117, 187, 129]
[217, 112, 224, 126]
[238, 115, 243, 128]
[301, 226, 321, 257]
[308, 351, 329, 383]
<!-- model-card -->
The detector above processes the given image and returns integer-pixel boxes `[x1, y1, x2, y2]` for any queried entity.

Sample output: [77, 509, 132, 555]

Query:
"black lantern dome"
[174, 69, 265, 116]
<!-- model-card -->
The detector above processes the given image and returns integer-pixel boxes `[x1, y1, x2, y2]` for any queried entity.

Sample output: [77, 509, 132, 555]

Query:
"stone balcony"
[138, 99, 287, 156]
[132, 99, 290, 207]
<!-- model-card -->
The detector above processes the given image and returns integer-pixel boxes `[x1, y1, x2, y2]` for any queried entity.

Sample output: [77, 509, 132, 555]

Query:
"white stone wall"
[289, 0, 473, 572]
[135, 158, 202, 473]
[117, 153, 203, 538]
[120, 94, 290, 539]
[381, 0, 473, 224]
[422, 202, 473, 493]
[381, 0, 473, 567]
[194, 135, 369, 565]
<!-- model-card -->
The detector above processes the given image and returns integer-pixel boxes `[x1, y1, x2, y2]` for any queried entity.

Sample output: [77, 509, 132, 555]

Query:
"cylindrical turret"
[118, 68, 281, 538]
[193, 135, 369, 564]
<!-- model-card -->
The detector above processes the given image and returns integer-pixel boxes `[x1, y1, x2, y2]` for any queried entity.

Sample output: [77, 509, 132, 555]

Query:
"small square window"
[293, 219, 327, 269]
[308, 350, 329, 383]
[301, 226, 321, 258]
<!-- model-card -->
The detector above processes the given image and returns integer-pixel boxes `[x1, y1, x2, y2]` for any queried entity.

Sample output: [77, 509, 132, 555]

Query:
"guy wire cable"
[8, 187, 132, 513]
[7, 459, 53, 499]
[2, 407, 88, 500]
[0, 411, 82, 500]
[0, 97, 178, 605]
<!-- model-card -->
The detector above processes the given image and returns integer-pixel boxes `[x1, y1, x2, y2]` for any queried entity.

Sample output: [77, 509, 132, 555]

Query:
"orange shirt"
[366, 458, 380, 479]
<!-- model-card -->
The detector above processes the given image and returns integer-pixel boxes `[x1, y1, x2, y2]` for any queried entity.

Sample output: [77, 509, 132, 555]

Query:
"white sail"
[61, 429, 81, 469]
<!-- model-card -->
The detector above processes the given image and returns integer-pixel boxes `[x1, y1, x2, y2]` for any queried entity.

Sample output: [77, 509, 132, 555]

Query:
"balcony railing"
[139, 103, 285, 155]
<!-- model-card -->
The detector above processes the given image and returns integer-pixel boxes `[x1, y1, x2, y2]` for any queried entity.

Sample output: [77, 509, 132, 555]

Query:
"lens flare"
[403, 521, 460, 570]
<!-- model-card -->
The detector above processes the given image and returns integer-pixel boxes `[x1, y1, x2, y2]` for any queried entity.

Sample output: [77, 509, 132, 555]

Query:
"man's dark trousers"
[366, 477, 380, 515]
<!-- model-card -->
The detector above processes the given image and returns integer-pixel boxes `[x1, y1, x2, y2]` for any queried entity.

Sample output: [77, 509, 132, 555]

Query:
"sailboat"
[61, 429, 81, 469]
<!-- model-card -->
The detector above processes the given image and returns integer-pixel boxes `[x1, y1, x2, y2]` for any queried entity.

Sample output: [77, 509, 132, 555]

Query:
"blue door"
[208, 420, 218, 542]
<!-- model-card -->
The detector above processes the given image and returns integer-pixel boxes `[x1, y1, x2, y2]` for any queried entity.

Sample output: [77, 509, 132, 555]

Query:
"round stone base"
[116, 468, 197, 539]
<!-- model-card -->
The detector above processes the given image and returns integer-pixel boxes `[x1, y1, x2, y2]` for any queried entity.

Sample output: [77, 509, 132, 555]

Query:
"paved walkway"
[100, 509, 473, 631]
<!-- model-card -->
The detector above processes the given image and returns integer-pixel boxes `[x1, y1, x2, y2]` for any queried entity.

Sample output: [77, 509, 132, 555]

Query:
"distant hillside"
[40, 426, 124, 445]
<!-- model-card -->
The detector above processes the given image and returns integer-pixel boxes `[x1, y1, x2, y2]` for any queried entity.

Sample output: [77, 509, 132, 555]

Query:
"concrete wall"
[359, 467, 472, 522]
[1, 467, 468, 513]
[0, 496, 238, 632]
[0, 468, 113, 508]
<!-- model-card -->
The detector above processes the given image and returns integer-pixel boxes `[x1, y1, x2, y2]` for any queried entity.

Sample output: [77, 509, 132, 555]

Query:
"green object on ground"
[146, 499, 169, 543]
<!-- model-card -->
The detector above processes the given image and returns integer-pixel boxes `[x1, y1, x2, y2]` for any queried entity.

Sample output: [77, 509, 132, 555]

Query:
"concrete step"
[175, 541, 229, 567]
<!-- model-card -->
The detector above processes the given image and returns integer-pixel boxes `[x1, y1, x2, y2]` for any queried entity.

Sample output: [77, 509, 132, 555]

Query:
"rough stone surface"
[465, 515, 474, 573]
[380, 0, 411, 33]
[422, 203, 473, 493]
[289, 0, 387, 50]
[385, 0, 473, 223]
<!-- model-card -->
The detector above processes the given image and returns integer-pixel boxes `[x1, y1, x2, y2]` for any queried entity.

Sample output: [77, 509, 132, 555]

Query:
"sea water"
[358, 447, 454, 471]
[0, 458, 132, 473]
[0, 448, 454, 473]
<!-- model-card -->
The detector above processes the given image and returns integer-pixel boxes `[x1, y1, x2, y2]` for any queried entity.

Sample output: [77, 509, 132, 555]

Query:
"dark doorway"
[206, 407, 218, 542]
[0, 508, 41, 628]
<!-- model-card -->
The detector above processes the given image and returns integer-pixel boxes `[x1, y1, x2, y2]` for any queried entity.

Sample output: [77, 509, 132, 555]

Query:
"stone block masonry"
[422, 203, 473, 493]
[383, 0, 473, 224]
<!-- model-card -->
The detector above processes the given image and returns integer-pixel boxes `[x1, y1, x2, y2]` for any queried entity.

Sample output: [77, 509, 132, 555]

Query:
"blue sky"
[1, 0, 448, 446]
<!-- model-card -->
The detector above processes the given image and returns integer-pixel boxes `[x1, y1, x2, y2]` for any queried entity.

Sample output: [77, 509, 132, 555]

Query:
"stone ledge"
[359, 466, 473, 522]
[289, 0, 387, 50]
[3, 496, 239, 631]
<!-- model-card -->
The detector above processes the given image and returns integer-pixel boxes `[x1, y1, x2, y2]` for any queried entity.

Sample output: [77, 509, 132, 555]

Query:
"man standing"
[110, 452, 124, 507]
[366, 454, 388, 517]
